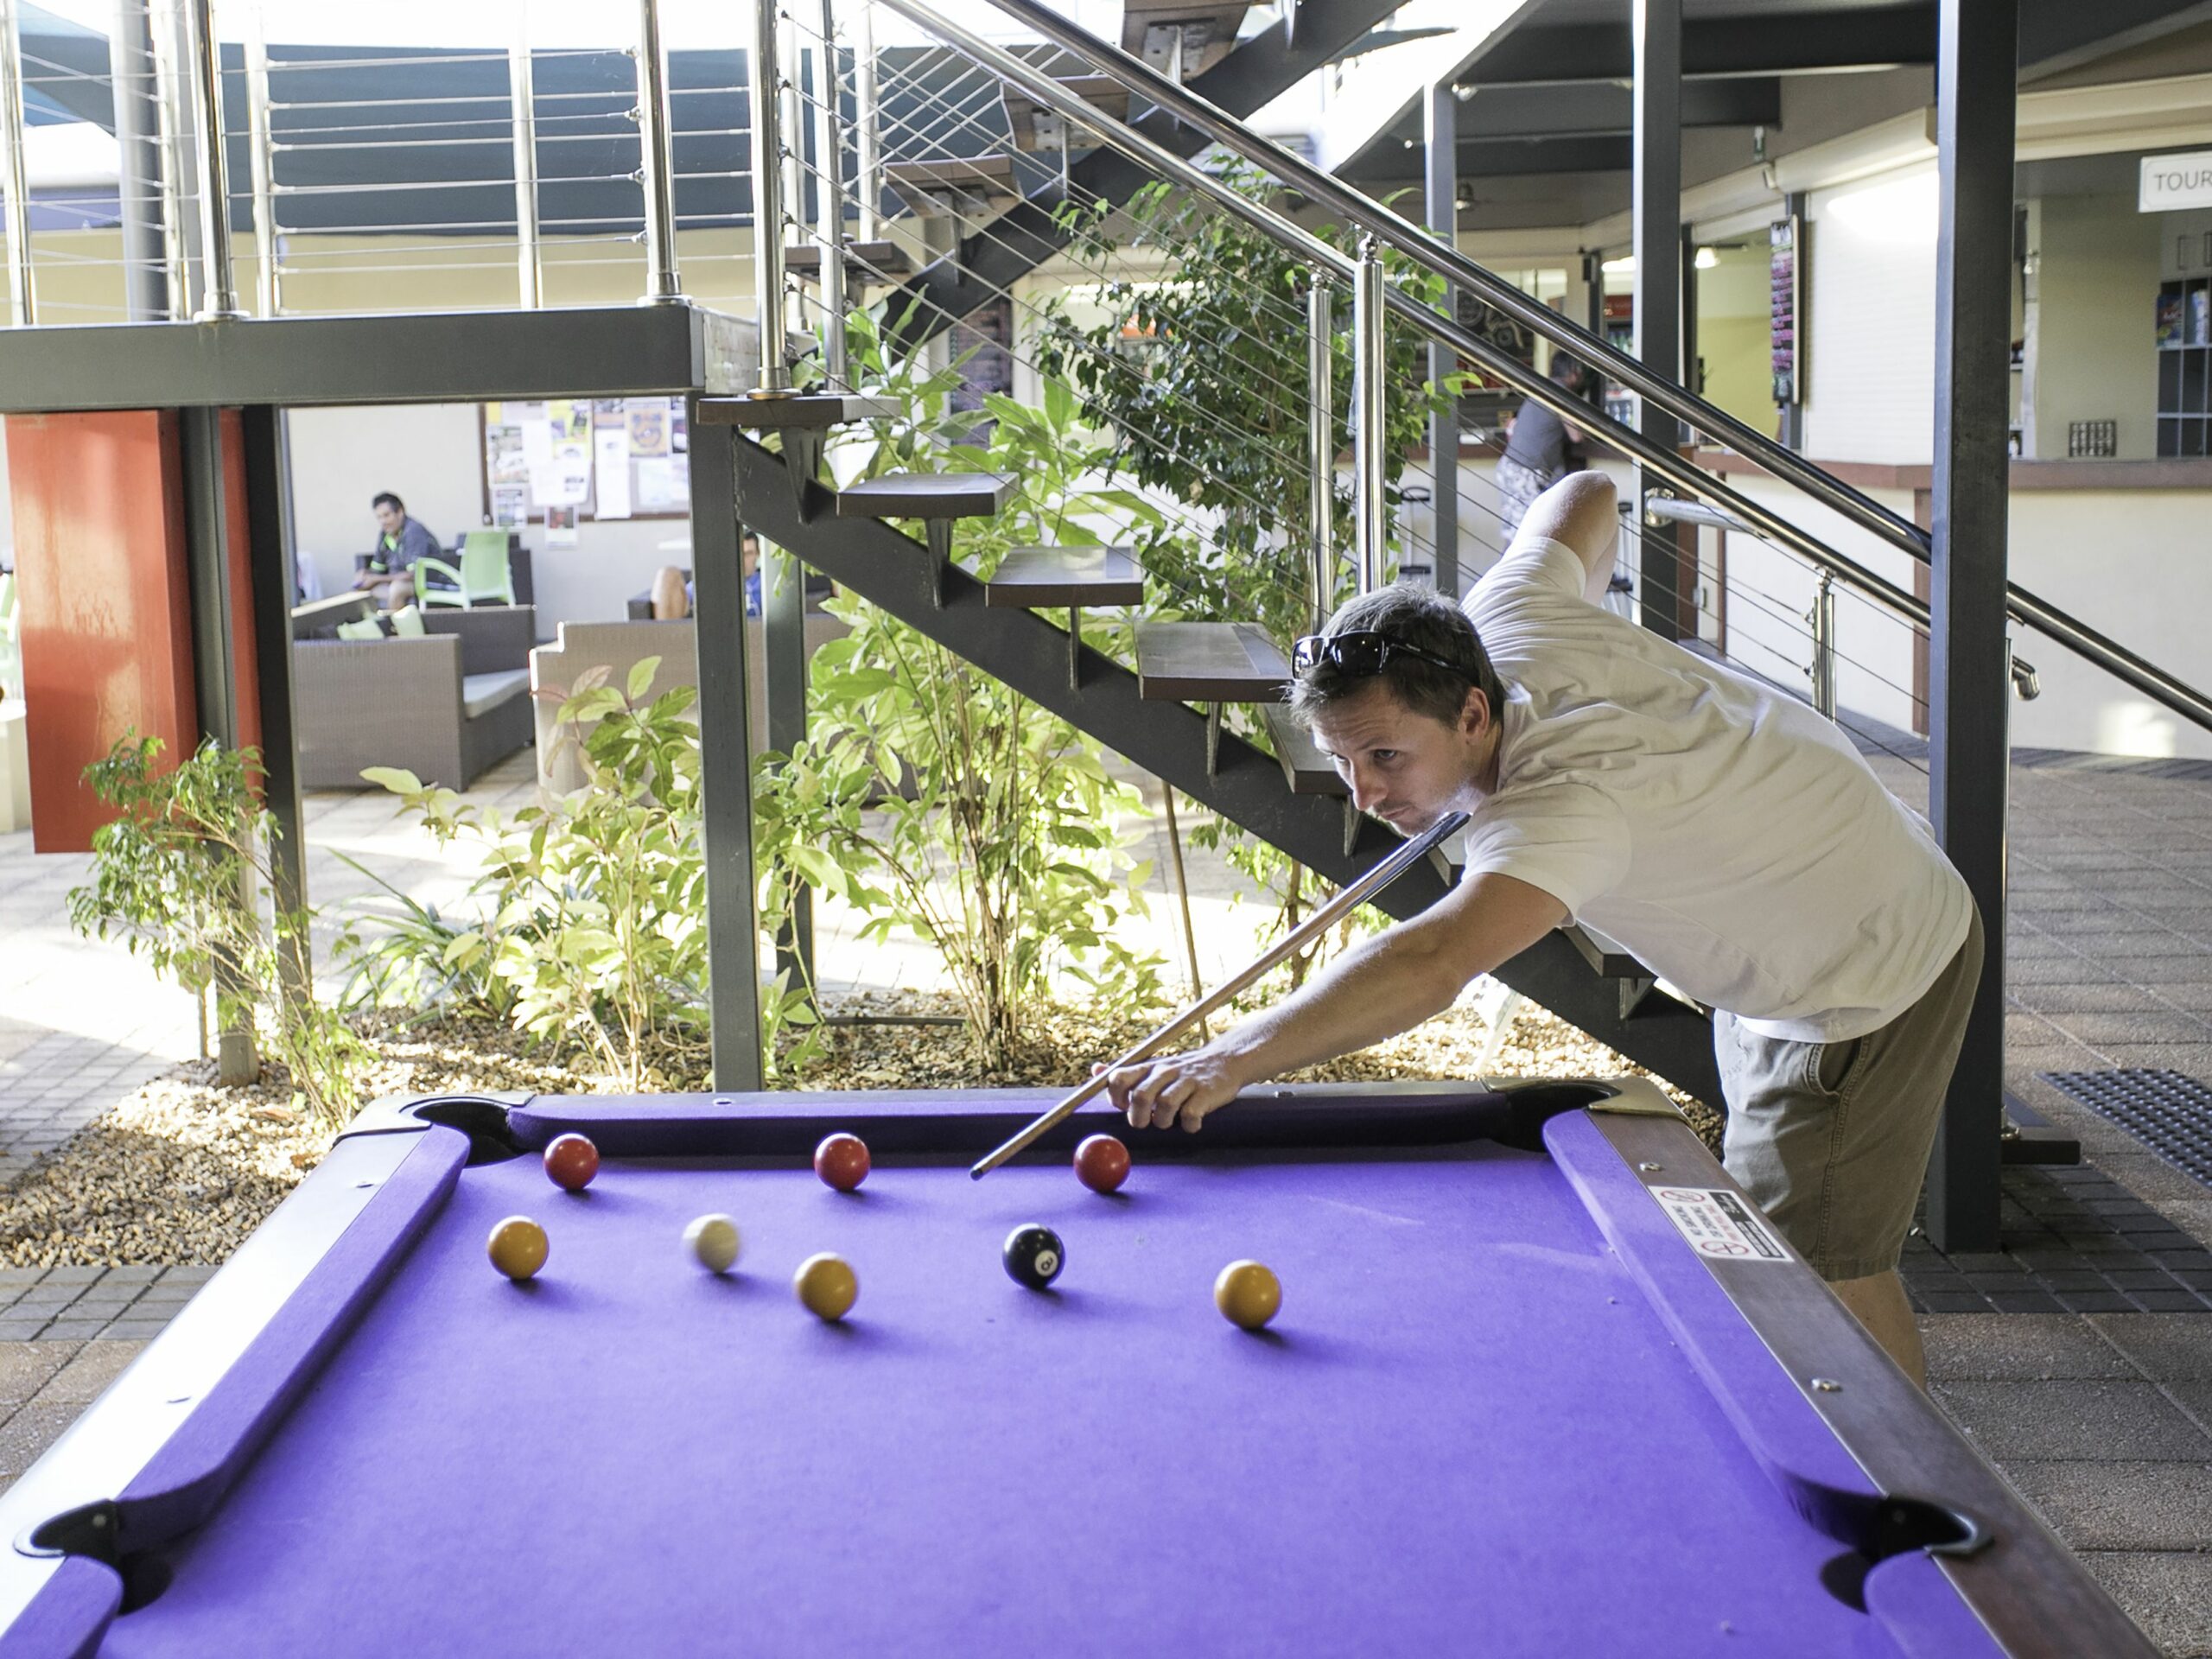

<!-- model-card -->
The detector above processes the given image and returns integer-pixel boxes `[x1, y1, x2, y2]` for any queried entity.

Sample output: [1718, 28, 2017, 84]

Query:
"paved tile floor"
[5, 741, 2212, 1650]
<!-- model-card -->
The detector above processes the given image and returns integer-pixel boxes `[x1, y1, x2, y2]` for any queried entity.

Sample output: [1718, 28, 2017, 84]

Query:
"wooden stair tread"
[1001, 78, 1134, 152]
[885, 155, 1019, 218]
[1135, 620, 1290, 702]
[1561, 923, 1650, 981]
[696, 392, 904, 429]
[785, 240, 915, 280]
[985, 546, 1144, 607]
[836, 471, 1017, 519]
[1259, 702, 1346, 796]
[1121, 1, 1249, 73]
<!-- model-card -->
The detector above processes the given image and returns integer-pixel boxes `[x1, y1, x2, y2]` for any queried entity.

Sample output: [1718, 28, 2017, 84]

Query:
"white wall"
[286, 403, 687, 631]
[1802, 166, 1941, 466]
[2028, 194, 2162, 461]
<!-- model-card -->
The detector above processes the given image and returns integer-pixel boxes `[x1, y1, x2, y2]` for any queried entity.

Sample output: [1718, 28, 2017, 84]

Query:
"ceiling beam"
[1344, 134, 1632, 182]
[1451, 75, 1779, 139]
[1459, 8, 1938, 86]
[2019, 0, 2212, 76]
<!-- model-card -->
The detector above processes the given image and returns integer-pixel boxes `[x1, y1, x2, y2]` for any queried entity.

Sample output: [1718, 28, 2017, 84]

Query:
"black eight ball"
[1002, 1224, 1065, 1291]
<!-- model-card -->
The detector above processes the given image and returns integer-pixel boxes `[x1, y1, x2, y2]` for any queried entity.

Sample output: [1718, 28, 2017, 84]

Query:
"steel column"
[1631, 0, 1685, 640]
[763, 534, 812, 988]
[635, 0, 683, 302]
[239, 405, 307, 950]
[813, 0, 849, 381]
[747, 0, 788, 388]
[152, 0, 193, 318]
[1423, 76, 1459, 600]
[510, 28, 542, 308]
[1351, 236, 1386, 595]
[1306, 276, 1334, 630]
[1924, 0, 2017, 1254]
[183, 0, 241, 319]
[111, 0, 167, 320]
[690, 422, 766, 1091]
[244, 14, 277, 316]
[0, 0, 32, 326]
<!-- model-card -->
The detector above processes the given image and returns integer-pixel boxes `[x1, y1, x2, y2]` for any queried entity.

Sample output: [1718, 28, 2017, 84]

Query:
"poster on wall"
[594, 430, 632, 519]
[490, 485, 528, 528]
[627, 401, 671, 457]
[1770, 215, 1801, 407]
[544, 504, 579, 547]
[635, 454, 689, 513]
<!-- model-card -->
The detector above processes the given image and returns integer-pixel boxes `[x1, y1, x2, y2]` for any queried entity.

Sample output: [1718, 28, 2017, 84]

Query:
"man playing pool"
[1100, 471, 1981, 1384]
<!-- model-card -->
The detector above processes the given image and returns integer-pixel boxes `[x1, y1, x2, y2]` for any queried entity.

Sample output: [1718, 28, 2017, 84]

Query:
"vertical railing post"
[1306, 273, 1334, 632]
[779, 20, 804, 350]
[184, 0, 243, 319]
[854, 3, 880, 239]
[244, 11, 277, 315]
[1423, 74, 1459, 598]
[510, 16, 541, 308]
[813, 0, 848, 381]
[1631, 0, 1685, 639]
[1351, 234, 1387, 596]
[1808, 569, 1836, 719]
[635, 0, 682, 302]
[151, 0, 191, 318]
[0, 0, 37, 325]
[747, 0, 788, 388]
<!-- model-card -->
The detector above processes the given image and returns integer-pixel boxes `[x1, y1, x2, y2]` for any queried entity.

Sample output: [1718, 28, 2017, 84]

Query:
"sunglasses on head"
[1292, 630, 1473, 680]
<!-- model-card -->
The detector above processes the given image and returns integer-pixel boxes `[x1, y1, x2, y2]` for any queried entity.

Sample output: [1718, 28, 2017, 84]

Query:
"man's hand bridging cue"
[1098, 1048, 1247, 1134]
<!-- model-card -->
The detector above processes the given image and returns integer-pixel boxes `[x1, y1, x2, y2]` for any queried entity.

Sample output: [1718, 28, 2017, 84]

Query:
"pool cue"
[969, 810, 1472, 1179]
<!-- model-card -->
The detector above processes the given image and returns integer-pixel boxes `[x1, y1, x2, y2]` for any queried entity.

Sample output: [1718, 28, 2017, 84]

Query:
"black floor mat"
[2043, 1069, 2212, 1187]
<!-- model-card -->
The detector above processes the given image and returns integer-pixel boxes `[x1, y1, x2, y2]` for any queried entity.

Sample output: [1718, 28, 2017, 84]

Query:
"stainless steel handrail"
[873, 0, 2212, 739]
[974, 0, 1928, 561]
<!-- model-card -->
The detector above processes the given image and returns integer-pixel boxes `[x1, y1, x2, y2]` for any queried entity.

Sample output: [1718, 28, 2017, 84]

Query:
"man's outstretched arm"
[1516, 470, 1620, 603]
[1103, 871, 1568, 1132]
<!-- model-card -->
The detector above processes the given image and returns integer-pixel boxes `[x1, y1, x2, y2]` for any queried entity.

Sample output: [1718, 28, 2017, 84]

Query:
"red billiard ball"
[814, 1133, 870, 1192]
[1075, 1134, 1130, 1194]
[543, 1134, 600, 1192]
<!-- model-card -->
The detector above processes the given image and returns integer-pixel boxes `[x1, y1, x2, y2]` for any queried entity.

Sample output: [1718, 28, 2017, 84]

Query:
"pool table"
[0, 1077, 2151, 1657]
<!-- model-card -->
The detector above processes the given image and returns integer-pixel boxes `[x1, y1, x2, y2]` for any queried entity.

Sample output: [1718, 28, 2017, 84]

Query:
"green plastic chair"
[335, 617, 385, 641]
[388, 604, 428, 638]
[416, 530, 517, 608]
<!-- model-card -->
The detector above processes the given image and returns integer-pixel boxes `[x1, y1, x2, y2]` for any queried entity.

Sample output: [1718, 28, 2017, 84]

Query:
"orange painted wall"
[7, 410, 263, 854]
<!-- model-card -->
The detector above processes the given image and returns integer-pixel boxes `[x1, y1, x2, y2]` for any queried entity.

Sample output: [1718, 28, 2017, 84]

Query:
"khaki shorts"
[1713, 907, 1985, 1282]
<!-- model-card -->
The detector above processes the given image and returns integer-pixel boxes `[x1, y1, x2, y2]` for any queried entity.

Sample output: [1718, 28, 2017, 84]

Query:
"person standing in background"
[1495, 354, 1589, 542]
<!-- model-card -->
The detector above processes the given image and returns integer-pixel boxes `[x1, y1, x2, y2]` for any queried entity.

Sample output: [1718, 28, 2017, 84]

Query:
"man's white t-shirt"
[1460, 535, 1974, 1044]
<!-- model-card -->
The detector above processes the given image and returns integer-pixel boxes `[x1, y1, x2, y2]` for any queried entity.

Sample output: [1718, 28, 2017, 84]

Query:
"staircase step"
[1561, 923, 1650, 982]
[1122, 1, 1250, 75]
[885, 156, 1019, 219]
[1135, 620, 1291, 702]
[985, 546, 1144, 608]
[785, 240, 915, 281]
[696, 392, 904, 430]
[1259, 702, 1347, 795]
[1001, 77, 1134, 153]
[836, 471, 1017, 520]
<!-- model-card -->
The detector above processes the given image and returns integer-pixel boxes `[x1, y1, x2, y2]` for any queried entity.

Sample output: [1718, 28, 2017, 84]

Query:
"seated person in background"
[355, 492, 439, 610]
[649, 532, 762, 621]
[1496, 353, 1589, 541]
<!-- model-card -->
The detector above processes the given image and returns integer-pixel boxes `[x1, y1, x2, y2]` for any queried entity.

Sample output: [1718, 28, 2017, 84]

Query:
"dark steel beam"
[108, 0, 168, 321]
[1924, 0, 2017, 1254]
[239, 404, 308, 950]
[760, 533, 813, 989]
[0, 304, 755, 416]
[2021, 0, 2212, 76]
[729, 432, 1724, 1106]
[1346, 135, 1632, 182]
[881, 0, 1407, 353]
[1460, 8, 1938, 86]
[690, 423, 765, 1092]
[1425, 75, 1459, 601]
[1633, 0, 1691, 644]
[178, 406, 239, 748]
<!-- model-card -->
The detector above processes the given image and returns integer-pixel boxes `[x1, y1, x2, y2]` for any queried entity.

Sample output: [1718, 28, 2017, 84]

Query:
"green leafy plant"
[750, 310, 1171, 1070]
[1032, 166, 1456, 992]
[68, 734, 370, 1122]
[344, 660, 721, 1090]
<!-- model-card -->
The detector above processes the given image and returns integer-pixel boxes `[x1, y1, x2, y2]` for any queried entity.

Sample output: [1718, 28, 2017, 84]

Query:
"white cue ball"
[684, 1213, 742, 1274]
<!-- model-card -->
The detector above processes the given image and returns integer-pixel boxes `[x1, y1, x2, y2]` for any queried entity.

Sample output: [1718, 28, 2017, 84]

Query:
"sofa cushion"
[461, 668, 531, 720]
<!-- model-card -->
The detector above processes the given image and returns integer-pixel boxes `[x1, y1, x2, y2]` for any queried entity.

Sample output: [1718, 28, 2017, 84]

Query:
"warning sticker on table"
[1652, 1187, 1789, 1263]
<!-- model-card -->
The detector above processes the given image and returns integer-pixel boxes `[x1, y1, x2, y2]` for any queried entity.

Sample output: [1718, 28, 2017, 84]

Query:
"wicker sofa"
[293, 606, 536, 790]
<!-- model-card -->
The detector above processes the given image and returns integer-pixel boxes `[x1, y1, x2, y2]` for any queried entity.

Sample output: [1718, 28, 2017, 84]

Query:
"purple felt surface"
[107, 1142, 1919, 1657]
[1862, 1553, 2005, 1659]
[0, 1558, 119, 1659]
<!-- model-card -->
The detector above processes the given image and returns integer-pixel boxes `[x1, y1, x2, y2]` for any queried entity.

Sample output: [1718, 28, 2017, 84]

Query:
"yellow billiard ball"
[1214, 1260, 1281, 1332]
[685, 1214, 742, 1274]
[487, 1216, 549, 1281]
[794, 1252, 858, 1321]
